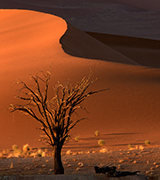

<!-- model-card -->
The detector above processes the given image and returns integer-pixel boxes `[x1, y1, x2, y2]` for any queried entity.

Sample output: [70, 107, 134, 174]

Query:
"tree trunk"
[53, 143, 64, 174]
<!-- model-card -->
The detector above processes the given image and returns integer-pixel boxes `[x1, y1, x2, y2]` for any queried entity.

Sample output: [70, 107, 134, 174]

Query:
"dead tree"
[9, 71, 107, 174]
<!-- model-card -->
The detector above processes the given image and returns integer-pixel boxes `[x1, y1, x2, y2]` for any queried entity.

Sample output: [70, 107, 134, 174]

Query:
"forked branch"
[9, 71, 108, 147]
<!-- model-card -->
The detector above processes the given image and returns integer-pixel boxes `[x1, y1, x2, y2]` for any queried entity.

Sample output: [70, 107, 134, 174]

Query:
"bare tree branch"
[10, 70, 108, 149]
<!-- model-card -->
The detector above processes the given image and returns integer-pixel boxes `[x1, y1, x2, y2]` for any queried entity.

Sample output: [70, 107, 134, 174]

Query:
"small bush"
[145, 140, 150, 146]
[12, 144, 18, 151]
[23, 143, 30, 152]
[95, 130, 99, 136]
[98, 139, 105, 146]
[128, 144, 133, 149]
[75, 136, 79, 142]
[65, 136, 70, 141]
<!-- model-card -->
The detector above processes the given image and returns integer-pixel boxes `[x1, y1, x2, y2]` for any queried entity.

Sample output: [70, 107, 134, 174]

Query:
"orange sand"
[0, 1, 160, 152]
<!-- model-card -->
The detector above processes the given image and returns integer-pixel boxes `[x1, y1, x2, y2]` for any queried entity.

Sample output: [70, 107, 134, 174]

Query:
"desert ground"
[0, 0, 160, 178]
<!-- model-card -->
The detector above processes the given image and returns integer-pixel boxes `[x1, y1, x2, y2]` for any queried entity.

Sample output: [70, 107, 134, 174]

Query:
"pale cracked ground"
[0, 147, 160, 179]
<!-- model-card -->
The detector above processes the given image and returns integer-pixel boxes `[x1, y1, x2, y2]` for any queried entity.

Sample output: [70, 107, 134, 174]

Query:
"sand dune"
[1, 0, 160, 40]
[86, 32, 160, 68]
[60, 23, 138, 65]
[0, 1, 160, 151]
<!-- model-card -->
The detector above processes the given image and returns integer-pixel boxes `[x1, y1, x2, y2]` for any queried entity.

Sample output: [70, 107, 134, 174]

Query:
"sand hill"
[0, 0, 160, 152]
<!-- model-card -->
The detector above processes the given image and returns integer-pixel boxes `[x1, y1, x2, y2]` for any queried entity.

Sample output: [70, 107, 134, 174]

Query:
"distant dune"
[1, 0, 160, 40]
[0, 1, 160, 151]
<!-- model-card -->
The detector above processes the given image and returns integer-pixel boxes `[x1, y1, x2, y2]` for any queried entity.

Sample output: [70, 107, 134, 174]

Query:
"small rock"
[146, 170, 150, 174]
[76, 167, 80, 171]
[78, 162, 83, 167]
[119, 159, 124, 163]
[10, 163, 14, 169]
[66, 150, 72, 155]
[150, 167, 154, 170]
[42, 164, 46, 167]
[49, 169, 54, 172]
[68, 164, 72, 167]
[24, 166, 31, 170]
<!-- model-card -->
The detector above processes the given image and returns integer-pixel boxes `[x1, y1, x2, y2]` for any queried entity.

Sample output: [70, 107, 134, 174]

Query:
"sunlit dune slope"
[1, 0, 160, 41]
[0, 10, 160, 150]
[0, 9, 67, 149]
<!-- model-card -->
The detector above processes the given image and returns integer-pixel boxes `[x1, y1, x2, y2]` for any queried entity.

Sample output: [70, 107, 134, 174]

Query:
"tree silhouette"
[9, 71, 107, 174]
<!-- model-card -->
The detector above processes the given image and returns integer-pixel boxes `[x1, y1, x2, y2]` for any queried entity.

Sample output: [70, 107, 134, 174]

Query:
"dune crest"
[1, 0, 160, 40]
[60, 23, 138, 65]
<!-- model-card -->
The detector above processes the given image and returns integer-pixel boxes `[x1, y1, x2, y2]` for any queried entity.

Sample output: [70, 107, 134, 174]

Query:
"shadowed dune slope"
[60, 23, 138, 65]
[86, 32, 160, 68]
[0, 10, 160, 150]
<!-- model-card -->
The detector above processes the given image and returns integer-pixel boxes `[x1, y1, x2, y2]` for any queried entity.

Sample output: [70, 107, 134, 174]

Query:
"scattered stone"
[150, 167, 154, 170]
[66, 150, 72, 155]
[119, 159, 124, 163]
[78, 162, 83, 167]
[10, 163, 14, 169]
[76, 167, 80, 171]
[145, 170, 150, 174]
[24, 166, 31, 170]
[49, 169, 54, 172]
